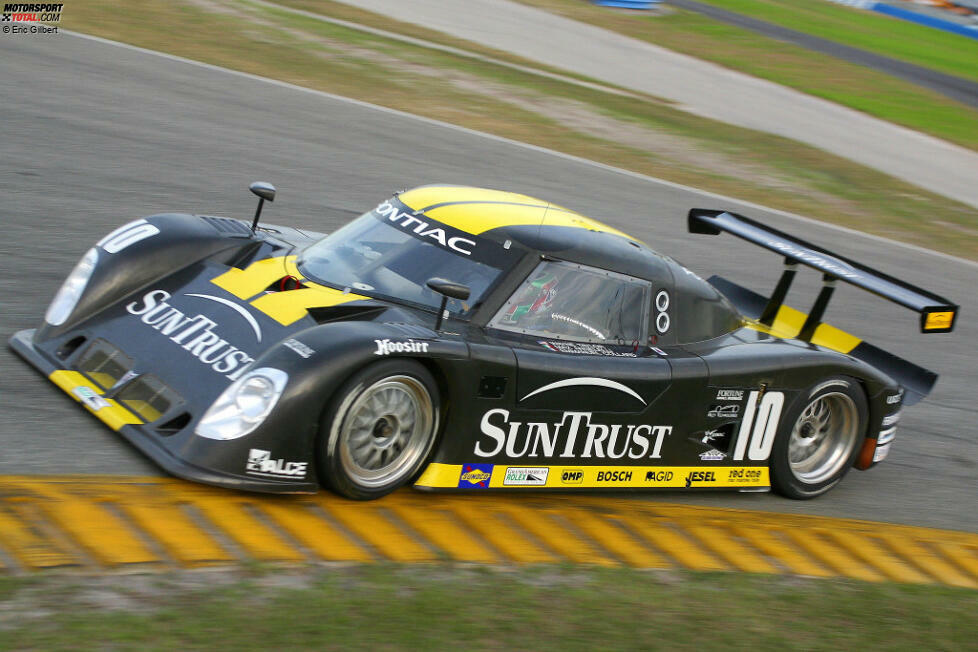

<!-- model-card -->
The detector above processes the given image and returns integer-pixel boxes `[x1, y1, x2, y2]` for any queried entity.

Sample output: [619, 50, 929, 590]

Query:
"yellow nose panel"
[211, 256, 294, 300]
[211, 256, 367, 326]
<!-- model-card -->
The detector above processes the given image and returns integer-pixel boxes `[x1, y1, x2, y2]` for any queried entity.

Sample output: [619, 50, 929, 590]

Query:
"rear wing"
[688, 209, 958, 335]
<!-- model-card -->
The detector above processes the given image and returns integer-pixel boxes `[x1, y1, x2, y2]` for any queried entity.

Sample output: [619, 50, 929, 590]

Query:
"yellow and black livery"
[9, 184, 957, 500]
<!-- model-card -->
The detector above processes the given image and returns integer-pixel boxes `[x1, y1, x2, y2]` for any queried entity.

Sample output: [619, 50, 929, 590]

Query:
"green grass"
[514, 0, 978, 151]
[691, 0, 978, 82]
[58, 0, 978, 259]
[2, 566, 977, 650]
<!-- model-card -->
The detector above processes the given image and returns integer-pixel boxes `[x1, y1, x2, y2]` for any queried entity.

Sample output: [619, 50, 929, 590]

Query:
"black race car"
[10, 184, 958, 500]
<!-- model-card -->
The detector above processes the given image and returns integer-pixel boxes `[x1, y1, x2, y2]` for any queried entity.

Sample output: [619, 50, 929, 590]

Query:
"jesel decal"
[475, 409, 671, 460]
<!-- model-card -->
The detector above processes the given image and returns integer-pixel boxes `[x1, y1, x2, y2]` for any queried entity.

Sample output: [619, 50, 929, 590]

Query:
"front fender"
[37, 213, 256, 341]
[195, 321, 470, 488]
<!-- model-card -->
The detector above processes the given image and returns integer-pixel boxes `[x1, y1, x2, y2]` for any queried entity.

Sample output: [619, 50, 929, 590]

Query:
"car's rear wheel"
[770, 377, 867, 499]
[319, 360, 439, 500]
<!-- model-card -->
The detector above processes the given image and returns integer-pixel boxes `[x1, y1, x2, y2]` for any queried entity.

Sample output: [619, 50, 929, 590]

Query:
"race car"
[10, 183, 958, 500]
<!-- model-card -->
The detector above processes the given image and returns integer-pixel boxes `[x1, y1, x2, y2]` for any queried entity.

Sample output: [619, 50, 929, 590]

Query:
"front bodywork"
[11, 187, 950, 495]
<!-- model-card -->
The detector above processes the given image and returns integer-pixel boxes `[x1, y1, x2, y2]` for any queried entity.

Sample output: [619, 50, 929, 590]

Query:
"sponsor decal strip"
[416, 463, 769, 489]
[49, 370, 142, 431]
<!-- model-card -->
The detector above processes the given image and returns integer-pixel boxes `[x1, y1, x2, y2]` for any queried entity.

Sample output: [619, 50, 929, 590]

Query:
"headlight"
[45, 248, 98, 326]
[195, 368, 288, 440]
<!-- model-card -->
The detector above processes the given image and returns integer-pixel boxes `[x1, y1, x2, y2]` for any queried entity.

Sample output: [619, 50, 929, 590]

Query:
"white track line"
[63, 29, 978, 270]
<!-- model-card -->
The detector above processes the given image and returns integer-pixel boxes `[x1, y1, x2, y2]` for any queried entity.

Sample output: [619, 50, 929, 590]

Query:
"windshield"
[297, 201, 512, 316]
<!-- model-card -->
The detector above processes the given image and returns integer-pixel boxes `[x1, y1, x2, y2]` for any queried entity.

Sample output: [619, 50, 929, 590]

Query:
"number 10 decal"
[732, 391, 785, 461]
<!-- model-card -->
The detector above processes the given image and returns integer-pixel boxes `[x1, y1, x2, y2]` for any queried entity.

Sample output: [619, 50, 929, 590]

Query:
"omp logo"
[561, 469, 583, 484]
[520, 377, 646, 405]
[97, 219, 160, 254]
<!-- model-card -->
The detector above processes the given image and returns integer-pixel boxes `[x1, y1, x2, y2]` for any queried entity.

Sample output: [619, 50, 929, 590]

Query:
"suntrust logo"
[126, 289, 255, 380]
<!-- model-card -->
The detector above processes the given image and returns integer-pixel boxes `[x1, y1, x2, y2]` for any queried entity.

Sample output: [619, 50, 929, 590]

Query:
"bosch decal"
[596, 470, 632, 482]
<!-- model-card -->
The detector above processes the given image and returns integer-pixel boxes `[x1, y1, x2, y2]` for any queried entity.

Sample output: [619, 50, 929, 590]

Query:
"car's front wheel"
[319, 360, 439, 500]
[770, 377, 867, 499]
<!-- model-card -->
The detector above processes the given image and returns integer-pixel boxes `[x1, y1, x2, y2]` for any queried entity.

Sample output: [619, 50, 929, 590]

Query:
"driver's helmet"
[501, 273, 558, 324]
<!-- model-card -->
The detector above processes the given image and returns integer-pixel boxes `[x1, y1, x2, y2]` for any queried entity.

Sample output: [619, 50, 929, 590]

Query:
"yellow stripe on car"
[399, 186, 638, 241]
[211, 256, 293, 299]
[416, 463, 769, 489]
[211, 255, 368, 326]
[48, 370, 142, 431]
[746, 304, 862, 354]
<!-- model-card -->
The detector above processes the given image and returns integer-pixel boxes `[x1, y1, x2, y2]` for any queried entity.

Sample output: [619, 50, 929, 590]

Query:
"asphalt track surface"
[0, 33, 975, 533]
[332, 0, 978, 210]
[670, 0, 978, 110]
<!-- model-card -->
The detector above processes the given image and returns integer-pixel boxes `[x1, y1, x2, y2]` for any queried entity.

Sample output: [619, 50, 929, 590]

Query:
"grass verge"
[513, 0, 978, 151]
[60, 0, 978, 259]
[1, 565, 977, 650]
[681, 0, 978, 82]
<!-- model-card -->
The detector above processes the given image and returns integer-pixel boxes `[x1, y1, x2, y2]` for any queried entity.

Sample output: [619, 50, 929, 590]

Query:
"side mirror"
[426, 278, 471, 301]
[426, 277, 471, 330]
[249, 181, 276, 233]
[249, 181, 276, 203]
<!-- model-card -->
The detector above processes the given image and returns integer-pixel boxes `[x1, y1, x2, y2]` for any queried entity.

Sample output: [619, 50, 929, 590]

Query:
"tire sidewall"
[770, 376, 868, 499]
[319, 359, 440, 500]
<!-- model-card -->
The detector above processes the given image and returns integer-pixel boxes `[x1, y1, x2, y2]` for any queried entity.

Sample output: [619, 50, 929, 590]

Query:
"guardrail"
[825, 0, 978, 39]
[593, 0, 662, 9]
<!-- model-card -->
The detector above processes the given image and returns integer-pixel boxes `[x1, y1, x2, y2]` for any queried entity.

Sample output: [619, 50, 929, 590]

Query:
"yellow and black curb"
[1, 475, 977, 588]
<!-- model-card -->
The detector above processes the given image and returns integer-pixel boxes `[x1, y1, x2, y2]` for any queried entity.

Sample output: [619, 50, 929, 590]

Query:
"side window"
[489, 260, 650, 343]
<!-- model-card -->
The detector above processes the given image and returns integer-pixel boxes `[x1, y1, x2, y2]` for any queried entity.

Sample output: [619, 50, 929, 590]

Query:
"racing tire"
[319, 359, 440, 500]
[770, 377, 867, 500]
